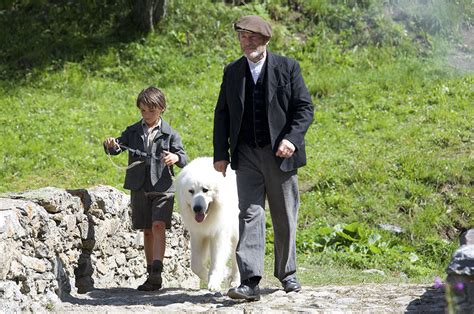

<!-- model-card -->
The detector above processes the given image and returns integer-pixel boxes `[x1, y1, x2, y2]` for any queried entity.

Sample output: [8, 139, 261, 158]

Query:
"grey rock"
[461, 229, 474, 246]
[446, 245, 474, 276]
[0, 206, 26, 238]
[445, 228, 474, 312]
[362, 269, 386, 276]
[0, 239, 16, 280]
[378, 223, 404, 234]
[20, 254, 48, 273]
[5, 186, 82, 214]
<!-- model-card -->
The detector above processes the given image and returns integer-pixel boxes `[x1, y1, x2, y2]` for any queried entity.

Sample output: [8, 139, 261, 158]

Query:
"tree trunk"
[222, 0, 248, 5]
[131, 0, 167, 33]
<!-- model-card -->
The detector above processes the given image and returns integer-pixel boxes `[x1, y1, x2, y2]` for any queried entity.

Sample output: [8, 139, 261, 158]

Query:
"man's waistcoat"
[239, 61, 271, 148]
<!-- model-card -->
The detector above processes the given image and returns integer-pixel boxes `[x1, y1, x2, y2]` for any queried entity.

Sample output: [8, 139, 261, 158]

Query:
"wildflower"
[432, 276, 444, 289]
[454, 282, 464, 291]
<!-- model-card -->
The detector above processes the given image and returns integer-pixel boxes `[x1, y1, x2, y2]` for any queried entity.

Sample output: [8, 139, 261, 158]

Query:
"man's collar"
[246, 50, 267, 66]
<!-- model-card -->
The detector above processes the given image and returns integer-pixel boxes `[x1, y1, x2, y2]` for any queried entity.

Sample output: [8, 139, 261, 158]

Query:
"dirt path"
[447, 26, 474, 73]
[57, 284, 446, 313]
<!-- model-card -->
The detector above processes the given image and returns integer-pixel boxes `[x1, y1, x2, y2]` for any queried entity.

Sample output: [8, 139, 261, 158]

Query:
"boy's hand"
[104, 137, 119, 150]
[162, 151, 178, 166]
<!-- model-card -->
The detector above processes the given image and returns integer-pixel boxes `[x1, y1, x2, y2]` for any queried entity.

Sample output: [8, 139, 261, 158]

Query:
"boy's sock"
[151, 260, 163, 272]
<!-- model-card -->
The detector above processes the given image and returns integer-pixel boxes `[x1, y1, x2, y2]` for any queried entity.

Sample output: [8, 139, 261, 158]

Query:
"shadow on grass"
[0, 2, 145, 80]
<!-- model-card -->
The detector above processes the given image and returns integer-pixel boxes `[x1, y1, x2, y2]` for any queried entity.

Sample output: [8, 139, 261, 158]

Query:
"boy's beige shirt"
[141, 118, 162, 154]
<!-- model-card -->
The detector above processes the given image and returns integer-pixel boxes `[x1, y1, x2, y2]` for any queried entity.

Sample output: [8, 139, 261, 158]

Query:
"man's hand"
[214, 160, 229, 177]
[276, 139, 295, 158]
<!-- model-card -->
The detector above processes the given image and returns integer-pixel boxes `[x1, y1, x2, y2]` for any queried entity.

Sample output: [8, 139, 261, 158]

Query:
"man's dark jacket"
[213, 51, 314, 172]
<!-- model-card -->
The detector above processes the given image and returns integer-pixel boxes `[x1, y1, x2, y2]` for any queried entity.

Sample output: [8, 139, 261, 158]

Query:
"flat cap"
[234, 15, 272, 38]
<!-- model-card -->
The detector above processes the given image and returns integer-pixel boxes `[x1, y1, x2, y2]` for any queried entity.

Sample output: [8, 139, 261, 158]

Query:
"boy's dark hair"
[136, 86, 166, 111]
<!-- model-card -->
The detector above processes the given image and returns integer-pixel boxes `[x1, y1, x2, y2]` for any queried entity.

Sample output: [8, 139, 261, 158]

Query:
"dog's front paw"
[207, 273, 222, 291]
[229, 272, 240, 288]
[207, 280, 222, 292]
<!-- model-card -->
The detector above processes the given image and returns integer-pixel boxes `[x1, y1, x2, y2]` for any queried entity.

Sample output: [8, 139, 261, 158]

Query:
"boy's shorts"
[130, 189, 174, 230]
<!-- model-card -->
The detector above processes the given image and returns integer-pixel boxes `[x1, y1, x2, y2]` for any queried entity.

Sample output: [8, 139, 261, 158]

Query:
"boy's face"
[139, 103, 162, 127]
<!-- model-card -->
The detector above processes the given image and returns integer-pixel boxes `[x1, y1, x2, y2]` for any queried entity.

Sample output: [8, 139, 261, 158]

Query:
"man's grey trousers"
[235, 143, 299, 283]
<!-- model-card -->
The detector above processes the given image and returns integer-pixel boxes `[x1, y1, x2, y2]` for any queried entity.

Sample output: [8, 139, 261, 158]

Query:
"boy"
[104, 86, 188, 291]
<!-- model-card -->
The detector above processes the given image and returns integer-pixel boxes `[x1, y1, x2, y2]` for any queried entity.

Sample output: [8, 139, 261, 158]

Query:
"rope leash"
[106, 144, 173, 177]
[106, 144, 146, 171]
[106, 152, 143, 171]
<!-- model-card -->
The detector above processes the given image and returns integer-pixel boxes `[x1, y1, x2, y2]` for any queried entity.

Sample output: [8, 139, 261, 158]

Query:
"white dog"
[176, 157, 240, 291]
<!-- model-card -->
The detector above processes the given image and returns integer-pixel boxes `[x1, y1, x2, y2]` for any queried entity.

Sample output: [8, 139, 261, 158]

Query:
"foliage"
[0, 0, 132, 78]
[0, 0, 472, 284]
[292, 220, 456, 277]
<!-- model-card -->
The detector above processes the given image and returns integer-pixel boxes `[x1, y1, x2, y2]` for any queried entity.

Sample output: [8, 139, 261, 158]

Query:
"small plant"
[290, 220, 453, 277]
[45, 301, 55, 311]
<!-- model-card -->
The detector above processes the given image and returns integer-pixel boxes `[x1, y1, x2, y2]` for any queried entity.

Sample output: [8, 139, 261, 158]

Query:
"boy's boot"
[137, 264, 161, 291]
[147, 259, 163, 288]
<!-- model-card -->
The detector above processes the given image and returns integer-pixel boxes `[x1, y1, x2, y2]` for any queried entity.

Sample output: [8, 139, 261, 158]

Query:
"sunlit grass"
[0, 0, 471, 285]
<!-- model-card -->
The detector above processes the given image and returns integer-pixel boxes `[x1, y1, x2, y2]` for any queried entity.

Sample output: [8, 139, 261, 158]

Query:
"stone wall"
[0, 185, 199, 312]
[445, 229, 474, 312]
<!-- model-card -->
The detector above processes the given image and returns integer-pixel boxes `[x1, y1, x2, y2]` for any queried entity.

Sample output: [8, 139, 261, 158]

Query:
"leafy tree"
[130, 0, 167, 33]
[213, 0, 249, 5]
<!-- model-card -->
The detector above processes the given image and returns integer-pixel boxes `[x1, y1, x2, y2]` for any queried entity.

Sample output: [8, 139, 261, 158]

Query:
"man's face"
[238, 31, 269, 62]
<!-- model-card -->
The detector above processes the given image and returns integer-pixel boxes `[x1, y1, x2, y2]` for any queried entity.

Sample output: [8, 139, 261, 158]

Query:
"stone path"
[57, 284, 446, 313]
[447, 26, 474, 73]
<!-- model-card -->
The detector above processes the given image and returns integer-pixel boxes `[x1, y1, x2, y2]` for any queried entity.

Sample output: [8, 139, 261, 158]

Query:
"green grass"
[0, 0, 472, 285]
[264, 254, 432, 287]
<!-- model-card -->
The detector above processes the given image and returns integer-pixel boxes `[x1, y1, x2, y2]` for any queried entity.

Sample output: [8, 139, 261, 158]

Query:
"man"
[213, 15, 314, 301]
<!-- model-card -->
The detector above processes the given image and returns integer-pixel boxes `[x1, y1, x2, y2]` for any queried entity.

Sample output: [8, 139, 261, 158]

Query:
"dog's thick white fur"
[176, 157, 240, 291]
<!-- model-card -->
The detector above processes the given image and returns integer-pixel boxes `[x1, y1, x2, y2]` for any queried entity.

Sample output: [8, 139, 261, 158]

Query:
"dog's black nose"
[193, 205, 203, 213]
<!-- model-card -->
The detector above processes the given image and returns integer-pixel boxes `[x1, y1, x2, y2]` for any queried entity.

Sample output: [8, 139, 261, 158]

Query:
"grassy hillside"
[0, 0, 472, 284]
